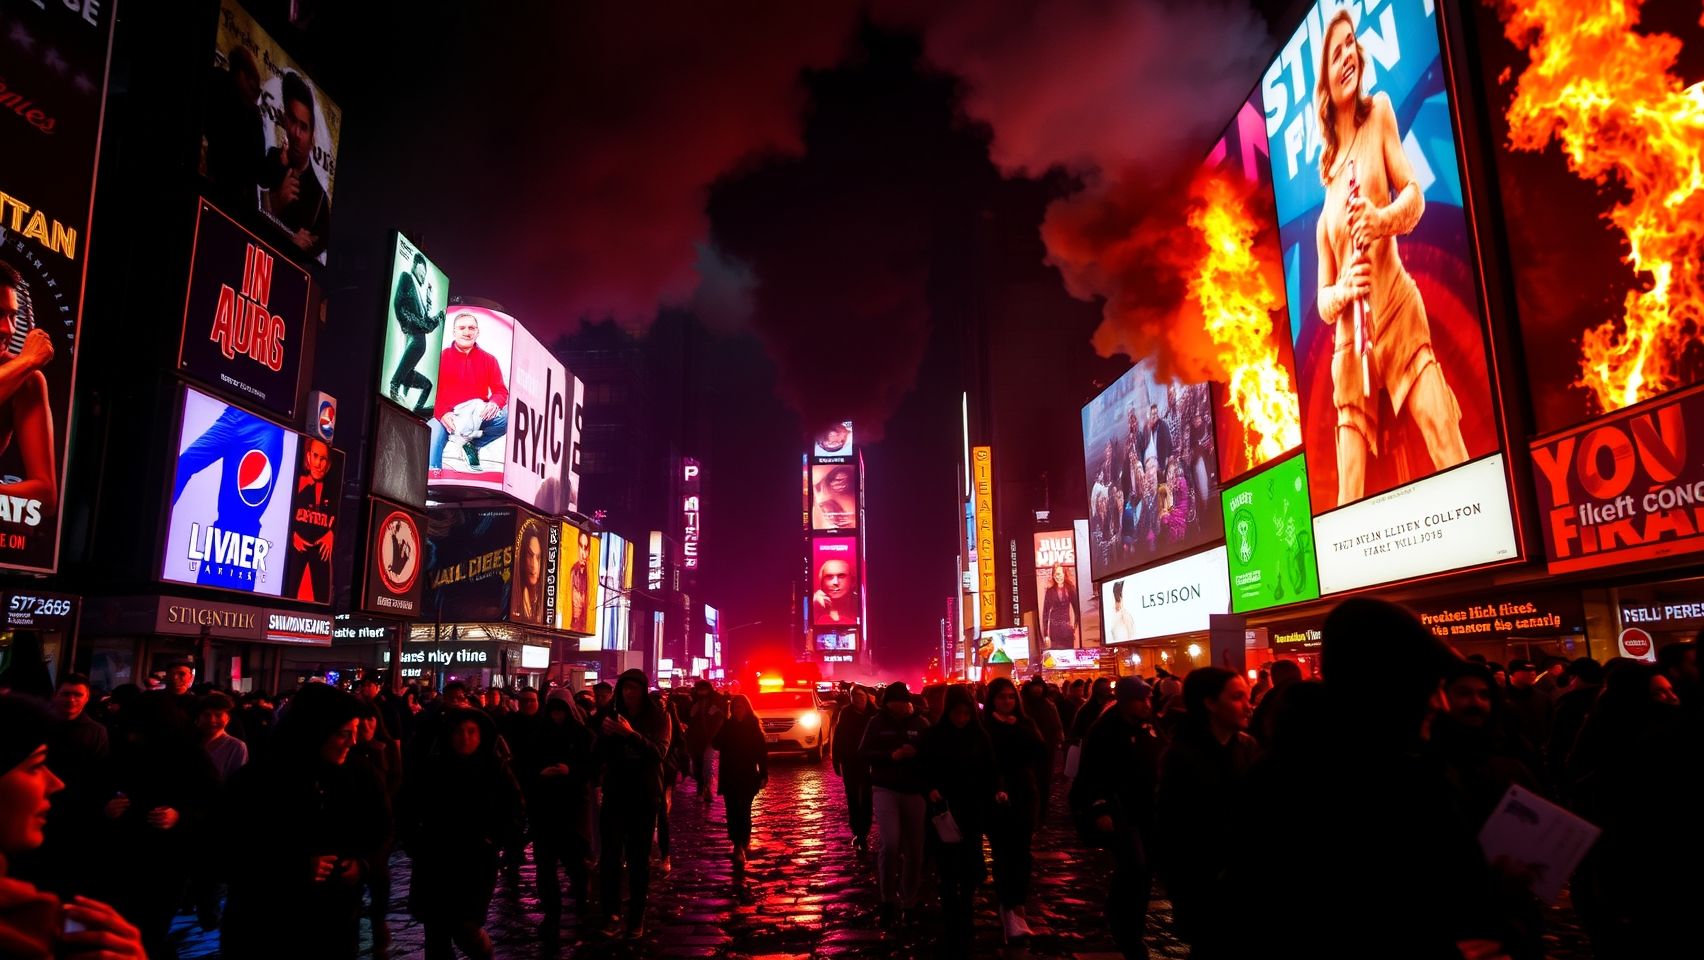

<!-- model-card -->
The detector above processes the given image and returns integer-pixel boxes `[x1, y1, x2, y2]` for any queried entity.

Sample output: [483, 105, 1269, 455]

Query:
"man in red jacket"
[430, 310, 509, 478]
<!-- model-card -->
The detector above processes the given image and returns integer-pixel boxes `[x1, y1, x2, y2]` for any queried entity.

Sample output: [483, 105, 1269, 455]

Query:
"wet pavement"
[170, 757, 1595, 958]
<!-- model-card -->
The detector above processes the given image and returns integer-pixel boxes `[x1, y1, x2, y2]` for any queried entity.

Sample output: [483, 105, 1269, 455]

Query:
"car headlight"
[797, 711, 821, 730]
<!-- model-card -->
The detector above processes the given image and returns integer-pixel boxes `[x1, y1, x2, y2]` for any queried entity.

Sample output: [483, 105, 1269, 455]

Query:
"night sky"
[312, 0, 1292, 675]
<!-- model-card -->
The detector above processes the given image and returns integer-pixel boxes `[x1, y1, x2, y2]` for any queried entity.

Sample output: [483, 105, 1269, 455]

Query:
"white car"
[750, 688, 832, 761]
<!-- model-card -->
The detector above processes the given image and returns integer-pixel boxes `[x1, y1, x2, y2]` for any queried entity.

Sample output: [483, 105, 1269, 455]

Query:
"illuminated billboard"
[201, 0, 341, 265]
[813, 421, 855, 460]
[810, 536, 860, 628]
[379, 233, 448, 418]
[429, 305, 514, 491]
[370, 400, 429, 509]
[281, 435, 343, 605]
[0, 0, 116, 575]
[423, 506, 514, 622]
[1033, 530, 1080, 650]
[1080, 361, 1222, 581]
[361, 499, 425, 617]
[504, 321, 574, 515]
[810, 464, 858, 531]
[558, 521, 601, 636]
[973, 446, 997, 629]
[1222, 454, 1317, 613]
[682, 458, 702, 571]
[510, 511, 552, 626]
[1100, 547, 1231, 643]
[1071, 520, 1102, 647]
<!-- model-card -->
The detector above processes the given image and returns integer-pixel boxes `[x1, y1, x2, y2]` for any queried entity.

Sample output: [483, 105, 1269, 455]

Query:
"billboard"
[810, 463, 858, 531]
[1222, 453, 1318, 613]
[1033, 530, 1081, 650]
[429, 305, 514, 490]
[558, 521, 602, 636]
[162, 387, 299, 596]
[1100, 547, 1231, 644]
[815, 631, 857, 652]
[179, 199, 309, 418]
[973, 446, 997, 629]
[811, 536, 860, 627]
[423, 505, 514, 622]
[1071, 519, 1102, 647]
[1261, 0, 1501, 513]
[280, 435, 342, 604]
[509, 511, 552, 626]
[504, 321, 573, 514]
[370, 399, 428, 509]
[682, 458, 702, 570]
[979, 626, 1031, 666]
[1080, 360, 1223, 581]
[1531, 382, 1704, 574]
[379, 233, 447, 417]
[813, 421, 855, 461]
[0, 0, 116, 575]
[361, 499, 425, 617]
[201, 0, 341, 264]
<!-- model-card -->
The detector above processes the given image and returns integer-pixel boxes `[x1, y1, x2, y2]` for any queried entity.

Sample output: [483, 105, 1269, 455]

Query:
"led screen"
[1221, 453, 1318, 613]
[379, 232, 448, 417]
[810, 464, 858, 532]
[1033, 530, 1081, 650]
[810, 536, 860, 628]
[428, 305, 514, 492]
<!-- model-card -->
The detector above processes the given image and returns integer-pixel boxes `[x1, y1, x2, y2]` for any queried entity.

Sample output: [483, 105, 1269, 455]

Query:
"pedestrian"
[1021, 677, 1064, 811]
[831, 684, 877, 852]
[521, 690, 596, 938]
[652, 690, 690, 876]
[711, 694, 768, 870]
[0, 693, 148, 960]
[922, 685, 997, 954]
[1067, 676, 1114, 744]
[1248, 658, 1302, 747]
[1656, 639, 1699, 704]
[196, 692, 249, 782]
[859, 680, 930, 925]
[346, 699, 401, 956]
[982, 677, 1044, 941]
[13, 674, 109, 898]
[686, 680, 726, 801]
[1068, 676, 1161, 959]
[398, 707, 525, 960]
[1543, 657, 1604, 798]
[221, 684, 390, 960]
[591, 668, 671, 938]
[1502, 659, 1554, 750]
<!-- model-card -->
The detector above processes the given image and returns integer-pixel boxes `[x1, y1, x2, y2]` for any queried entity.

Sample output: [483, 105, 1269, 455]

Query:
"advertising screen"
[1081, 360, 1222, 581]
[510, 511, 552, 626]
[1261, 0, 1501, 514]
[558, 521, 602, 636]
[1468, 2, 1703, 436]
[813, 421, 855, 461]
[1222, 454, 1318, 613]
[814, 631, 857, 652]
[379, 233, 448, 417]
[974, 445, 997, 629]
[370, 399, 428, 509]
[362, 499, 425, 617]
[1071, 520, 1102, 646]
[1040, 648, 1101, 670]
[280, 435, 342, 605]
[0, 0, 116, 574]
[1100, 546, 1231, 644]
[980, 627, 1031, 666]
[422, 505, 514, 622]
[1033, 530, 1081, 650]
[1530, 382, 1704, 574]
[201, 0, 341, 264]
[810, 464, 858, 531]
[162, 387, 300, 597]
[682, 458, 702, 570]
[810, 536, 860, 627]
[429, 305, 514, 492]
[504, 321, 573, 514]
[179, 199, 309, 419]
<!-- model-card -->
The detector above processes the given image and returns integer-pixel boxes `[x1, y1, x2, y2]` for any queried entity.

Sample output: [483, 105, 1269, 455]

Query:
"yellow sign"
[973, 446, 996, 629]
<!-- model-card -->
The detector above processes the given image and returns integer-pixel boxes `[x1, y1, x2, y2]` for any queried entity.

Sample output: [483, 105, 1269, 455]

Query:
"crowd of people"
[1, 600, 1699, 959]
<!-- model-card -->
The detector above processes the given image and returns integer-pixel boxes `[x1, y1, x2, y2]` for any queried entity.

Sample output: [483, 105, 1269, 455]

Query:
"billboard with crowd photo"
[201, 0, 340, 264]
[1080, 360, 1222, 582]
[379, 232, 448, 418]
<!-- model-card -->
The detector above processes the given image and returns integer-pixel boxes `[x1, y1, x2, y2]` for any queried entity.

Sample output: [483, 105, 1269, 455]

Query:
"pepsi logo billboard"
[309, 390, 336, 442]
[161, 386, 300, 597]
[179, 200, 310, 419]
[362, 498, 425, 617]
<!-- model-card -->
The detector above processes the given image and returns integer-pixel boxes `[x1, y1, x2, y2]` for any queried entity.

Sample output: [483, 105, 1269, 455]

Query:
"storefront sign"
[156, 598, 265, 641]
[3, 591, 79, 629]
[1314, 455, 1518, 595]
[1272, 627, 1322, 651]
[973, 446, 996, 629]
[1038, 648, 1100, 670]
[393, 644, 496, 667]
[1620, 601, 1704, 630]
[264, 610, 332, 646]
[521, 644, 551, 669]
[1618, 628, 1655, 661]
[1100, 547, 1231, 643]
[1413, 591, 1585, 645]
[332, 616, 394, 643]
[1532, 382, 1704, 574]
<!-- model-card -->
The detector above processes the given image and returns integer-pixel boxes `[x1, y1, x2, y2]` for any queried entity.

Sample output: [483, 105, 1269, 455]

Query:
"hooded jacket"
[592, 669, 672, 804]
[921, 687, 999, 832]
[859, 699, 931, 794]
[521, 692, 596, 843]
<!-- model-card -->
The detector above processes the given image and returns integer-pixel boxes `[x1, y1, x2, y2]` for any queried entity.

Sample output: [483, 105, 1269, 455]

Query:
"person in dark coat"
[346, 699, 401, 955]
[859, 681, 931, 925]
[398, 707, 524, 960]
[1069, 676, 1162, 959]
[1067, 676, 1115, 744]
[830, 684, 876, 852]
[521, 690, 596, 937]
[591, 668, 671, 938]
[921, 686, 998, 954]
[13, 674, 109, 898]
[1249, 658, 1302, 748]
[221, 684, 389, 960]
[1021, 678, 1064, 813]
[711, 694, 768, 869]
[686, 681, 726, 801]
[983, 677, 1044, 941]
[652, 691, 690, 876]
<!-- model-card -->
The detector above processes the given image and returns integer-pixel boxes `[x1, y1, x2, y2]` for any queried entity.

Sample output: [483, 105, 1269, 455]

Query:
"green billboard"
[1222, 454, 1318, 613]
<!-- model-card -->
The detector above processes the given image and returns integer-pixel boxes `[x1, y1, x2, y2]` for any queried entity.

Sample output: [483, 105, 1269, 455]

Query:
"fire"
[1501, 0, 1704, 413]
[1186, 173, 1301, 468]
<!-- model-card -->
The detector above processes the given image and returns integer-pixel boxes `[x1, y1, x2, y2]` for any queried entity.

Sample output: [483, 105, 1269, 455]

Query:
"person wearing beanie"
[590, 668, 670, 939]
[858, 681, 931, 925]
[1069, 674, 1161, 958]
[522, 689, 596, 939]
[0, 693, 146, 959]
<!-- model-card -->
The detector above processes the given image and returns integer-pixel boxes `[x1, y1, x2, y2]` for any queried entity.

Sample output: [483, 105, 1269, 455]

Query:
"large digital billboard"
[1071, 519, 1102, 647]
[179, 199, 309, 418]
[1081, 360, 1222, 581]
[423, 505, 514, 622]
[429, 305, 514, 491]
[1261, 0, 1501, 513]
[0, 0, 116, 575]
[811, 536, 860, 627]
[379, 233, 447, 417]
[813, 421, 855, 461]
[510, 511, 552, 626]
[1222, 453, 1317, 613]
[201, 0, 341, 264]
[558, 521, 602, 636]
[1100, 546, 1231, 644]
[162, 387, 300, 597]
[370, 399, 429, 509]
[504, 321, 574, 515]
[810, 464, 858, 531]
[361, 499, 424, 617]
[1033, 530, 1080, 650]
[281, 435, 342, 604]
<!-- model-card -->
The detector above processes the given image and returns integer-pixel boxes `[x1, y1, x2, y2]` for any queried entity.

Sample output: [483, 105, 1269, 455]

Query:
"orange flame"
[1501, 0, 1704, 413]
[1186, 173, 1301, 468]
